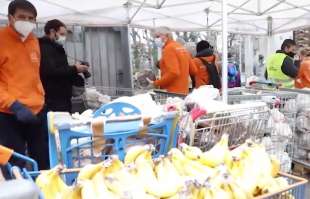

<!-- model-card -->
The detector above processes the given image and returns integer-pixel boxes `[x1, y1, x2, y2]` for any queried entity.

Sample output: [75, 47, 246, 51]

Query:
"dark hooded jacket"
[39, 36, 84, 112]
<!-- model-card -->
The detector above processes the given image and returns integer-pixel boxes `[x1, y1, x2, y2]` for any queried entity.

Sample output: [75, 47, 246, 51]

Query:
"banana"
[60, 185, 82, 199]
[80, 180, 99, 199]
[135, 151, 175, 198]
[124, 144, 154, 165]
[229, 182, 251, 199]
[212, 187, 233, 199]
[270, 155, 280, 177]
[259, 176, 283, 194]
[169, 147, 214, 179]
[102, 155, 124, 176]
[275, 177, 289, 189]
[134, 151, 157, 187]
[36, 138, 289, 199]
[77, 162, 103, 181]
[104, 165, 142, 197]
[36, 167, 68, 199]
[199, 134, 231, 168]
[180, 143, 202, 160]
[91, 168, 118, 199]
[154, 157, 184, 197]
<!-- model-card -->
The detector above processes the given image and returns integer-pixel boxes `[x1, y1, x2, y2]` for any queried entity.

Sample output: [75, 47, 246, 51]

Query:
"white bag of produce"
[272, 123, 292, 138]
[296, 93, 310, 111]
[296, 109, 310, 132]
[185, 85, 220, 104]
[113, 93, 162, 119]
[283, 99, 297, 113]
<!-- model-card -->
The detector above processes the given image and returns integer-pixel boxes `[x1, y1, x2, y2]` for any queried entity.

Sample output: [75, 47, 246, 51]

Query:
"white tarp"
[0, 0, 309, 35]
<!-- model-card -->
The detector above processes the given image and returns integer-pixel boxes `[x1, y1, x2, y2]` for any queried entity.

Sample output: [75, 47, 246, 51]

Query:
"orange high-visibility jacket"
[0, 26, 44, 114]
[154, 40, 197, 94]
[295, 59, 310, 89]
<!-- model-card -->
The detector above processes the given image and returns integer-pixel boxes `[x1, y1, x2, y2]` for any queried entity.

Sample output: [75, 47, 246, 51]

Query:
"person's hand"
[9, 101, 38, 124]
[145, 78, 155, 90]
[75, 63, 89, 73]
[146, 77, 154, 85]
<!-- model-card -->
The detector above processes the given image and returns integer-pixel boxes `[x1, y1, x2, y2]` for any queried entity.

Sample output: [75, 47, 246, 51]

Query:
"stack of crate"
[294, 28, 310, 51]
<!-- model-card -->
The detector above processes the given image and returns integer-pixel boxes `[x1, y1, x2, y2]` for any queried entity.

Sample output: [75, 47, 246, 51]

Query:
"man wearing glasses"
[0, 0, 49, 170]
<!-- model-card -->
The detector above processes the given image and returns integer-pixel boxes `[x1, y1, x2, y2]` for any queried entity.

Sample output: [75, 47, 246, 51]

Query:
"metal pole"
[222, 0, 228, 103]
[239, 37, 242, 74]
[267, 16, 273, 56]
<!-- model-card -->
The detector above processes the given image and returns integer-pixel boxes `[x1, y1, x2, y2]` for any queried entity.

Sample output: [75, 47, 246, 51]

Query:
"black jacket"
[39, 37, 84, 111]
[265, 50, 298, 79]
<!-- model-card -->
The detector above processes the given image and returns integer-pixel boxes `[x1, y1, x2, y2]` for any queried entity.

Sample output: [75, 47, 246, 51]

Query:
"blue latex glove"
[9, 101, 38, 124]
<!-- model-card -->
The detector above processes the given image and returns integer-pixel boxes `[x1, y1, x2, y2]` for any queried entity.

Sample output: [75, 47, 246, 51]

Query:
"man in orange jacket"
[0, 0, 49, 170]
[148, 27, 197, 95]
[295, 49, 310, 89]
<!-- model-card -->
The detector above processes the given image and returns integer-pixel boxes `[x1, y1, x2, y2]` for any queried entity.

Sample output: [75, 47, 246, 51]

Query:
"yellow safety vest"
[267, 53, 294, 88]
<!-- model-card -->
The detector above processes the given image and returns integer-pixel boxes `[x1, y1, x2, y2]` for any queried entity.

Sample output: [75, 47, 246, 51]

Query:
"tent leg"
[222, 0, 228, 103]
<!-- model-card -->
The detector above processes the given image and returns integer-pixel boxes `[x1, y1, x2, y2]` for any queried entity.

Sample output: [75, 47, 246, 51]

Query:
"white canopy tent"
[1, 0, 309, 101]
[1, 0, 309, 34]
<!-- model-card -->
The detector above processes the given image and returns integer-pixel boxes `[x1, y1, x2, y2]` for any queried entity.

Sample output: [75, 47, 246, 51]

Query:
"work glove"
[9, 101, 38, 124]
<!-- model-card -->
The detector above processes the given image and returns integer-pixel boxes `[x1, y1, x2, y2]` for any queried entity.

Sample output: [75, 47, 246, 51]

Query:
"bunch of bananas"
[36, 135, 294, 199]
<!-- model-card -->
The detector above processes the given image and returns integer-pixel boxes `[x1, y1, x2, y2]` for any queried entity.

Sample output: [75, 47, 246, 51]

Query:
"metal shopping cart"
[81, 86, 137, 110]
[273, 88, 310, 175]
[182, 102, 269, 151]
[151, 89, 187, 104]
[0, 145, 41, 199]
[81, 87, 186, 111]
[254, 172, 307, 199]
[228, 82, 299, 173]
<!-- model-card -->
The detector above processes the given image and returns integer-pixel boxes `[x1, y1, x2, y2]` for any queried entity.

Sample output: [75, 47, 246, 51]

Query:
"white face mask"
[154, 38, 164, 48]
[14, 20, 35, 39]
[56, 35, 66, 45]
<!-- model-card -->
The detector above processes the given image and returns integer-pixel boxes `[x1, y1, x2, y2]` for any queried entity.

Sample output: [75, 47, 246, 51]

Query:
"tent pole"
[239, 36, 243, 78]
[129, 0, 147, 23]
[267, 16, 273, 56]
[222, 0, 228, 103]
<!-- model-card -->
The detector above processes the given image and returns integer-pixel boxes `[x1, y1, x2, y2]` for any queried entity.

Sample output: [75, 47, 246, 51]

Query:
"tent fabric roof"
[1, 0, 310, 35]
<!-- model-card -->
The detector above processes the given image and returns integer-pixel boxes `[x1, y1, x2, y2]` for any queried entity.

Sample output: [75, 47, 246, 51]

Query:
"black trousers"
[46, 98, 72, 113]
[0, 109, 49, 171]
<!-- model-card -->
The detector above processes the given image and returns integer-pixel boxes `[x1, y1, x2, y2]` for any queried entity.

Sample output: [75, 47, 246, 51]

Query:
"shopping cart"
[228, 83, 299, 173]
[48, 102, 179, 183]
[82, 86, 137, 110]
[246, 81, 298, 113]
[0, 145, 39, 178]
[228, 85, 298, 135]
[151, 89, 186, 104]
[275, 88, 310, 174]
[82, 87, 184, 110]
[183, 103, 269, 151]
[0, 145, 41, 199]
[254, 172, 307, 199]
